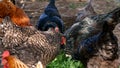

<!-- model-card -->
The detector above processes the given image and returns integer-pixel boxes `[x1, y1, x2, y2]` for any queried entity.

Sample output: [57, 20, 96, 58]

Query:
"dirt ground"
[21, 0, 120, 48]
[17, 0, 120, 28]
[0, 0, 120, 67]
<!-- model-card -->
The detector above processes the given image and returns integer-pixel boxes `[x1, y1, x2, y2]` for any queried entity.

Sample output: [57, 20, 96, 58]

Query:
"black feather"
[36, 0, 64, 33]
[65, 7, 120, 51]
[45, 0, 61, 18]
[73, 21, 118, 66]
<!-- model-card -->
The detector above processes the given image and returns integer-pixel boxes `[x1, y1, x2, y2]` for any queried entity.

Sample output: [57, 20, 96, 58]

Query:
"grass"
[47, 51, 84, 68]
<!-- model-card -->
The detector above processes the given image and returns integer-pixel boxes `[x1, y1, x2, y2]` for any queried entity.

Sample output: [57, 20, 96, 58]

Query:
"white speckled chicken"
[0, 17, 63, 68]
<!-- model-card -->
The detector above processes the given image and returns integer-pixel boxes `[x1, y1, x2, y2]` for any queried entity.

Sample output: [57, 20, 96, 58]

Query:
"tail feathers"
[85, 0, 93, 9]
[45, 0, 61, 18]
[76, 0, 96, 21]
[85, 0, 96, 14]
[10, 7, 32, 27]
[49, 0, 55, 6]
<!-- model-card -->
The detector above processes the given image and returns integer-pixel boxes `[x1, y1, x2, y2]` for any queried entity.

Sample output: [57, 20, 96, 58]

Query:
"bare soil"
[0, 0, 120, 67]
[22, 0, 120, 48]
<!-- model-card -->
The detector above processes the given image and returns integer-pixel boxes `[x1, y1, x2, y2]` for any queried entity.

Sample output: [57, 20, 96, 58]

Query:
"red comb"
[2, 50, 10, 58]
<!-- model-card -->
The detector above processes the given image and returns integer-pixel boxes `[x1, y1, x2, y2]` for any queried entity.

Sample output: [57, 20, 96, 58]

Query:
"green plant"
[47, 51, 84, 68]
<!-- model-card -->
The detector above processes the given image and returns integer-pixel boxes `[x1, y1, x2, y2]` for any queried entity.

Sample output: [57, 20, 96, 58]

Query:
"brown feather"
[4, 56, 29, 68]
[1, 18, 62, 68]
[0, 0, 31, 27]
[0, 0, 11, 23]
[10, 7, 31, 27]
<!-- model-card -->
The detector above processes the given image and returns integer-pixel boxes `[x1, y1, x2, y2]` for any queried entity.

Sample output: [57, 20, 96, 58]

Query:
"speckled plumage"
[0, 17, 62, 68]
[73, 22, 119, 67]
[65, 7, 120, 53]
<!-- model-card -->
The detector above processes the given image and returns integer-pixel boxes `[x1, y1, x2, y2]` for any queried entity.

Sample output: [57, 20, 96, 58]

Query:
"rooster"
[73, 21, 118, 67]
[0, 0, 31, 27]
[36, 0, 65, 33]
[64, 7, 120, 54]
[1, 51, 45, 68]
[0, 17, 63, 68]
[76, 0, 96, 22]
[1, 50, 29, 68]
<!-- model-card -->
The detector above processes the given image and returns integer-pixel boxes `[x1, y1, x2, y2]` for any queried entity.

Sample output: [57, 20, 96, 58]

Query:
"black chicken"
[64, 7, 120, 53]
[76, 0, 96, 22]
[36, 0, 65, 33]
[73, 21, 118, 67]
[0, 17, 63, 68]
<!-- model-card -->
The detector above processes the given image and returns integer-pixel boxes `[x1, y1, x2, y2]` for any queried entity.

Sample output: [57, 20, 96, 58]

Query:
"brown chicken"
[1, 50, 29, 68]
[0, 0, 31, 27]
[0, 17, 63, 68]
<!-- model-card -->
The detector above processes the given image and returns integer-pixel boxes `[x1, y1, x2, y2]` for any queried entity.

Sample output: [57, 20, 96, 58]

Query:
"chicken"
[76, 0, 96, 22]
[0, 17, 63, 68]
[1, 51, 45, 68]
[0, 0, 10, 23]
[0, 0, 31, 27]
[64, 7, 120, 54]
[36, 0, 65, 33]
[1, 50, 29, 68]
[73, 21, 119, 67]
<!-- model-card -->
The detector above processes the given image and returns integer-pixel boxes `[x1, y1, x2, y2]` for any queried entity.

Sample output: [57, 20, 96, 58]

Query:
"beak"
[60, 36, 66, 49]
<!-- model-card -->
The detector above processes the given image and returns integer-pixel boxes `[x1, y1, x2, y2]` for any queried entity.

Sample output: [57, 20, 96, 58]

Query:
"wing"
[2, 24, 62, 66]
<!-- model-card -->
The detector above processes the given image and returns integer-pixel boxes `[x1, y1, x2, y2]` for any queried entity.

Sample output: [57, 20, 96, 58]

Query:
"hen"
[64, 7, 120, 53]
[1, 50, 29, 68]
[0, 17, 62, 68]
[36, 0, 65, 33]
[76, 0, 96, 22]
[73, 21, 119, 67]
[0, 0, 31, 27]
